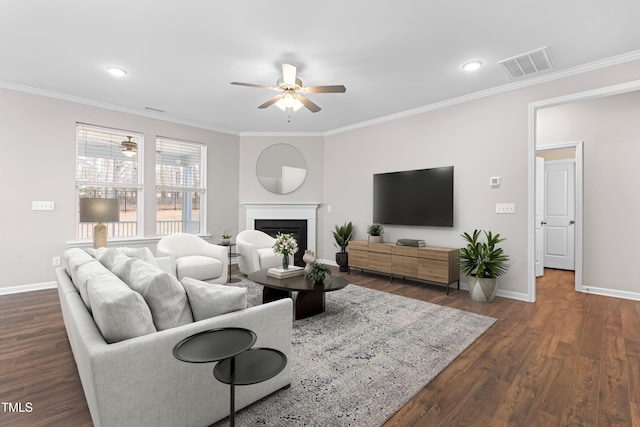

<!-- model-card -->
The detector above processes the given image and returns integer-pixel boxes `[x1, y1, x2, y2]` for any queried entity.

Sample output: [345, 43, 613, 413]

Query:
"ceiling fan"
[121, 136, 137, 157]
[231, 63, 346, 113]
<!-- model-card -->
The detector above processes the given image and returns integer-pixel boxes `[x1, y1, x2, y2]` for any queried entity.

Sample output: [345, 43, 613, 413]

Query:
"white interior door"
[543, 160, 576, 270]
[535, 157, 545, 276]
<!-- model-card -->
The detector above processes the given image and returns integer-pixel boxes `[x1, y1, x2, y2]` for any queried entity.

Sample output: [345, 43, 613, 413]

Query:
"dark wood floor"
[1, 268, 639, 426]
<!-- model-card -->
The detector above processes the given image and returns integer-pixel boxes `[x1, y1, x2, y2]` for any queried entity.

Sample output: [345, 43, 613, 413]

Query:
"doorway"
[535, 144, 582, 286]
[527, 80, 640, 302]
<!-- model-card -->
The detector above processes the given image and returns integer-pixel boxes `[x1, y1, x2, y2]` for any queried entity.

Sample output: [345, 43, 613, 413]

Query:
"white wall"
[323, 59, 640, 300]
[0, 87, 239, 290]
[537, 90, 640, 295]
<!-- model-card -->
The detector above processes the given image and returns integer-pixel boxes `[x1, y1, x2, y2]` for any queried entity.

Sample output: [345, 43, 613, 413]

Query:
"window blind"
[76, 123, 142, 189]
[155, 138, 205, 192]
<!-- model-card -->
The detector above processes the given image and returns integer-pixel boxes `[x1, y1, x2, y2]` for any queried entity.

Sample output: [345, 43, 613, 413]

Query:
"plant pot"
[220, 238, 231, 246]
[468, 276, 498, 303]
[368, 235, 383, 244]
[335, 252, 349, 272]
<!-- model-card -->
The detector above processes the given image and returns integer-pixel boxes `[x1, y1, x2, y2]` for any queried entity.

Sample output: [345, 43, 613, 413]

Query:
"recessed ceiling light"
[106, 67, 127, 77]
[462, 60, 483, 72]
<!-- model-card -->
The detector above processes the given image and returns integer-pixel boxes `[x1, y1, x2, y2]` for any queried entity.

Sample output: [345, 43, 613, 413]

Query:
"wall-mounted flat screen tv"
[373, 166, 454, 227]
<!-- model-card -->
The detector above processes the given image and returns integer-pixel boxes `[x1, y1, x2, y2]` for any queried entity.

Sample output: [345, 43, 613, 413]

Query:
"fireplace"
[255, 219, 307, 267]
[242, 203, 319, 264]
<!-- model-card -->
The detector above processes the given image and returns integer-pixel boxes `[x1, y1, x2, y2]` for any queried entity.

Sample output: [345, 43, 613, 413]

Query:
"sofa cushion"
[63, 248, 96, 308]
[175, 255, 223, 281]
[85, 264, 157, 343]
[181, 277, 247, 321]
[94, 247, 158, 269]
[124, 259, 194, 330]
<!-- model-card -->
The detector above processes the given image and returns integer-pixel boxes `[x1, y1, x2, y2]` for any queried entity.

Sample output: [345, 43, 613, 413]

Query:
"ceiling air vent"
[498, 47, 552, 79]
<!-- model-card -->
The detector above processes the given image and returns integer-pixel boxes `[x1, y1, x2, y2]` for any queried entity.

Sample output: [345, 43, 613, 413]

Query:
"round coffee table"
[248, 269, 349, 320]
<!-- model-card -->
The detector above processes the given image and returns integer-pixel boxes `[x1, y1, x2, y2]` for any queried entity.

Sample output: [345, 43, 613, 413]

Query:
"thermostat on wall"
[490, 176, 500, 187]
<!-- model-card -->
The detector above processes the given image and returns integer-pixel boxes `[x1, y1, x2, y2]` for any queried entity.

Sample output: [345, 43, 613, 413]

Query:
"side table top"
[173, 327, 257, 363]
[214, 348, 287, 386]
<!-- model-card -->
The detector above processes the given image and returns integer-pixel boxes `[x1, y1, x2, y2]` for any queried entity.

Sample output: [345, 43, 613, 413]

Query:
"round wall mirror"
[256, 144, 307, 194]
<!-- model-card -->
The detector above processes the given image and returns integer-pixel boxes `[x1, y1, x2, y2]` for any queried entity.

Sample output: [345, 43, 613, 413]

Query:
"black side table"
[173, 328, 287, 427]
[218, 243, 241, 284]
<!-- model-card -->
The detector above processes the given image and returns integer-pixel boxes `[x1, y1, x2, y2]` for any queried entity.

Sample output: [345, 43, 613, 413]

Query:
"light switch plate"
[496, 203, 516, 214]
[32, 201, 55, 211]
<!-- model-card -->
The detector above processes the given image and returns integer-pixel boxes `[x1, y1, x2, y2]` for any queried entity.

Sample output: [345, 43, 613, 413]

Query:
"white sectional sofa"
[56, 247, 292, 427]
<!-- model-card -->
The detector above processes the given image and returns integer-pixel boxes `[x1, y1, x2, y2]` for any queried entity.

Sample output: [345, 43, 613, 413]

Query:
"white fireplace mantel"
[242, 202, 319, 253]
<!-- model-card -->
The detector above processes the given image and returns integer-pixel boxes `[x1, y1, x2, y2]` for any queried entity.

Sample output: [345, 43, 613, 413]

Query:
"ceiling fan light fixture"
[462, 60, 483, 72]
[121, 136, 137, 157]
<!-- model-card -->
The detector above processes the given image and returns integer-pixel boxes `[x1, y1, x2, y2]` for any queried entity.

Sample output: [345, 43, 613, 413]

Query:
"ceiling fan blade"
[297, 95, 321, 113]
[303, 85, 347, 94]
[258, 95, 283, 109]
[282, 64, 297, 86]
[230, 82, 279, 91]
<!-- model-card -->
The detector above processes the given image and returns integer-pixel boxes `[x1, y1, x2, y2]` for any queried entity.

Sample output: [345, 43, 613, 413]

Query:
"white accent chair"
[157, 233, 228, 284]
[236, 230, 293, 275]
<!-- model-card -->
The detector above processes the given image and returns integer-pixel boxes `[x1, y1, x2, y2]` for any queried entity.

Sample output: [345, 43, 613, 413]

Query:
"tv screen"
[373, 166, 454, 227]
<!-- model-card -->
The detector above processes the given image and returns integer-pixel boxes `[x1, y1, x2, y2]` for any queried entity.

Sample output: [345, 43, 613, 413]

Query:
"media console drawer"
[348, 240, 460, 294]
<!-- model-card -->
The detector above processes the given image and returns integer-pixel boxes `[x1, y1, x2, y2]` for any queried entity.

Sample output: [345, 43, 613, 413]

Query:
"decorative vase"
[468, 276, 498, 302]
[303, 250, 316, 273]
[282, 254, 289, 270]
[368, 235, 383, 244]
[221, 238, 231, 246]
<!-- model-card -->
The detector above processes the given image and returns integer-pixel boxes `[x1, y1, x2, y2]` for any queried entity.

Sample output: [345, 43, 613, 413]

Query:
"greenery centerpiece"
[458, 229, 509, 302]
[273, 232, 298, 270]
[367, 223, 384, 243]
[332, 221, 353, 272]
[305, 262, 332, 284]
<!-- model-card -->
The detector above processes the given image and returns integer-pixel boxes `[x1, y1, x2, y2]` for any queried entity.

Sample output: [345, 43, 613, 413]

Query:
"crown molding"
[324, 50, 640, 136]
[0, 80, 240, 136]
[2, 50, 639, 138]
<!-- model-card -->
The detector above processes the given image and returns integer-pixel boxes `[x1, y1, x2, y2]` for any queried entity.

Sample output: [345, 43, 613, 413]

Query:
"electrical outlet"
[495, 203, 516, 214]
[52, 256, 60, 266]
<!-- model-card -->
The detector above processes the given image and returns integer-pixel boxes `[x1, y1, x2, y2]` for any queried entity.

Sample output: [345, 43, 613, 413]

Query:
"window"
[76, 124, 142, 240]
[156, 137, 206, 235]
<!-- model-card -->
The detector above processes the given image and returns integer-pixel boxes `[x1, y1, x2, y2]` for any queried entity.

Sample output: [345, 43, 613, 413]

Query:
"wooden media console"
[348, 240, 460, 294]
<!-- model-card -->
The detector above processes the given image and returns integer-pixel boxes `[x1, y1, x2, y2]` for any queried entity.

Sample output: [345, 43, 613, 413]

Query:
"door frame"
[536, 142, 583, 290]
[527, 79, 640, 302]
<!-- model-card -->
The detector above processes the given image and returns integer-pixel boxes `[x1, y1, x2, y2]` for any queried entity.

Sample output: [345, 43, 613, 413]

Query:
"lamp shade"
[79, 198, 120, 223]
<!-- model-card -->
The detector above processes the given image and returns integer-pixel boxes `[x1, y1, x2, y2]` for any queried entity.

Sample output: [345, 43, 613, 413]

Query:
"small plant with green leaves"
[459, 229, 510, 278]
[305, 262, 332, 283]
[367, 223, 384, 236]
[332, 221, 354, 253]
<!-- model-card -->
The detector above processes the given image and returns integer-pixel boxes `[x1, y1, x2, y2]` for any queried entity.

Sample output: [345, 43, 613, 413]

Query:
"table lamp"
[79, 198, 120, 249]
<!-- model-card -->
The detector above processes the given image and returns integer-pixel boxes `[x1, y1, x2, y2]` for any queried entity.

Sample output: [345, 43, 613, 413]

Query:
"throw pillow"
[85, 266, 157, 343]
[126, 259, 193, 330]
[181, 277, 247, 321]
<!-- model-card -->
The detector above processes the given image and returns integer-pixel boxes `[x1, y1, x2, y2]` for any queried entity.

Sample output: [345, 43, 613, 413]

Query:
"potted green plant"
[332, 221, 353, 272]
[458, 229, 509, 302]
[367, 223, 384, 243]
[305, 262, 332, 284]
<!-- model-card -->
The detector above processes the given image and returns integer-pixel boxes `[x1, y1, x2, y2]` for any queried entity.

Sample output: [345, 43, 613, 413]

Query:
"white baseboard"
[457, 281, 531, 302]
[0, 281, 57, 296]
[578, 285, 640, 301]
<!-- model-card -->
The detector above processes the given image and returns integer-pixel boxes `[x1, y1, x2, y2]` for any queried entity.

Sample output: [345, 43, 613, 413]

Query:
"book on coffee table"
[267, 266, 304, 279]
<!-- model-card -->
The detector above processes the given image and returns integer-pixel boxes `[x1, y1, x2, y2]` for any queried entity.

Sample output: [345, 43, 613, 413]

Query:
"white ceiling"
[2, 1, 640, 134]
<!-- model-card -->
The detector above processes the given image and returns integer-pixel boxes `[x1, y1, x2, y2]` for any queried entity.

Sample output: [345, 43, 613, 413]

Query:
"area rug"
[214, 276, 496, 426]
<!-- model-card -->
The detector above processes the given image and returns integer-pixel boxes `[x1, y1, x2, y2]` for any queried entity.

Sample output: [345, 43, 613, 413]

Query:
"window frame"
[75, 123, 144, 241]
[155, 136, 207, 236]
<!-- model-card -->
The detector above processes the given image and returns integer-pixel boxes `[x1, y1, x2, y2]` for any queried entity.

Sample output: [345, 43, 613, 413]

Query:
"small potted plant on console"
[332, 221, 353, 272]
[458, 229, 509, 303]
[221, 226, 234, 245]
[367, 223, 384, 243]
